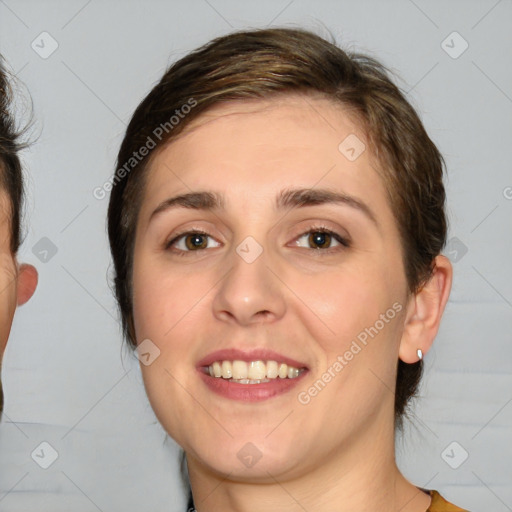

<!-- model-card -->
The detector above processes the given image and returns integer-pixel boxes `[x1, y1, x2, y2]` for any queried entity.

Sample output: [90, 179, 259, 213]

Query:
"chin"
[188, 441, 301, 482]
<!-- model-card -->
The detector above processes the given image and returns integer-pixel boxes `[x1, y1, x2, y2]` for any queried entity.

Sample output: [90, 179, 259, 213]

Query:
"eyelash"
[164, 225, 350, 257]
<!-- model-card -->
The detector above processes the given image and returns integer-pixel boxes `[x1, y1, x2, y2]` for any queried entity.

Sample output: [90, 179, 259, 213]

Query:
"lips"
[196, 348, 309, 402]
[196, 348, 308, 369]
[198, 369, 308, 401]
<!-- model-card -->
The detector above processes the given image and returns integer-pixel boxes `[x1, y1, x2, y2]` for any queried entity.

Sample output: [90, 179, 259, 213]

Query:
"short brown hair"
[107, 27, 447, 427]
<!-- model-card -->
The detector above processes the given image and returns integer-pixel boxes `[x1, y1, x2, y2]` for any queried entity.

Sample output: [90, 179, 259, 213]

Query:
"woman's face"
[132, 94, 412, 480]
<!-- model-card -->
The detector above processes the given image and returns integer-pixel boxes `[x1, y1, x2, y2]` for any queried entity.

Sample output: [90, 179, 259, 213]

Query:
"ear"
[16, 263, 38, 306]
[399, 255, 452, 363]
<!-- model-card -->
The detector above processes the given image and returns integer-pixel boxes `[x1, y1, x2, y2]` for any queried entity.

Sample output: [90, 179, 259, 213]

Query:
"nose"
[212, 240, 286, 326]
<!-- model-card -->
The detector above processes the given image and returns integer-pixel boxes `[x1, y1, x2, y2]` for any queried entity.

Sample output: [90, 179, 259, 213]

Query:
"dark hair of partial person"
[106, 27, 448, 509]
[0, 57, 27, 255]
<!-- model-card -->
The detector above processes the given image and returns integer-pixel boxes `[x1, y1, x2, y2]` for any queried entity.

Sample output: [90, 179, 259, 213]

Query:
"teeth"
[221, 360, 232, 379]
[231, 378, 271, 384]
[266, 360, 278, 379]
[207, 360, 304, 381]
[248, 361, 266, 380]
[232, 360, 248, 379]
[212, 361, 222, 378]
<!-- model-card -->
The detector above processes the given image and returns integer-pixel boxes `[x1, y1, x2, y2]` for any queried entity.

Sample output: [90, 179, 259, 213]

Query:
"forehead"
[141, 93, 392, 222]
[176, 93, 365, 155]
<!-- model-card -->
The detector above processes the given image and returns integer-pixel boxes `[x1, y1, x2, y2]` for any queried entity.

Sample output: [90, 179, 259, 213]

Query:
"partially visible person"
[0, 56, 38, 417]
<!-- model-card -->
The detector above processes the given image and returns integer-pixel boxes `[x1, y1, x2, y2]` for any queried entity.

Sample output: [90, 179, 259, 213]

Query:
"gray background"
[0, 0, 511, 511]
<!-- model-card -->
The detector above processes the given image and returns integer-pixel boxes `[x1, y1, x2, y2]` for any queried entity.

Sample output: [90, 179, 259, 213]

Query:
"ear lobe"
[16, 263, 38, 306]
[399, 255, 452, 364]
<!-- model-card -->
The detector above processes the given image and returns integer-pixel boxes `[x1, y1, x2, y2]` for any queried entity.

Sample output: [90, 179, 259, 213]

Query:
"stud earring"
[417, 349, 423, 360]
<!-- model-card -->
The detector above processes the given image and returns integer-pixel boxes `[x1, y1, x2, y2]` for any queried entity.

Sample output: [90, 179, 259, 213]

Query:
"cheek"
[0, 266, 17, 358]
[292, 262, 394, 344]
[132, 260, 213, 343]
[132, 260, 204, 441]
[290, 261, 405, 401]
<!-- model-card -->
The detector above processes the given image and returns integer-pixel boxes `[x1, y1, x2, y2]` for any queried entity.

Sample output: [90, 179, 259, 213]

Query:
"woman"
[107, 28, 467, 511]
[0, 57, 38, 416]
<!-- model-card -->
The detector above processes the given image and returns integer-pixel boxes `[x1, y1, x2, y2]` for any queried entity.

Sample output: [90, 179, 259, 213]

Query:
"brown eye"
[184, 233, 208, 250]
[166, 230, 221, 254]
[295, 228, 349, 251]
[308, 231, 332, 249]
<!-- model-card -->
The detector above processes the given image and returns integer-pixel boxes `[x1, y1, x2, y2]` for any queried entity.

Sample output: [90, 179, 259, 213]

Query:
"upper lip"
[197, 348, 309, 369]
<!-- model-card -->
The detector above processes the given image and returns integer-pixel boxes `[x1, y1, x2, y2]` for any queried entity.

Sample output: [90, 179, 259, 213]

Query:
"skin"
[131, 94, 452, 512]
[0, 188, 38, 411]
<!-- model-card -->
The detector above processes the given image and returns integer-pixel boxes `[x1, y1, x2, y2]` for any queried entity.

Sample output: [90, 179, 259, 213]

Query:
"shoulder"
[426, 489, 470, 512]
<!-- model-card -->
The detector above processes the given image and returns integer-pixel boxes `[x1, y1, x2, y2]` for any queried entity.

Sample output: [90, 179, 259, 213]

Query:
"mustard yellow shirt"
[184, 488, 468, 511]
[426, 489, 468, 511]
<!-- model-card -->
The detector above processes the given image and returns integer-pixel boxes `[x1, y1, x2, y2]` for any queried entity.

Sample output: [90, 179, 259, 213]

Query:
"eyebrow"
[149, 188, 378, 227]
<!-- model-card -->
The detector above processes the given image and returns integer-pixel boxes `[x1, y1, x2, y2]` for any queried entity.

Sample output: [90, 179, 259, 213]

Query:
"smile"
[197, 348, 309, 401]
[205, 359, 306, 383]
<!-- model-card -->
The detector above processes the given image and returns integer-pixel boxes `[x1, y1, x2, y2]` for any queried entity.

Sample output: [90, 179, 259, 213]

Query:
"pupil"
[187, 234, 206, 249]
[311, 232, 330, 249]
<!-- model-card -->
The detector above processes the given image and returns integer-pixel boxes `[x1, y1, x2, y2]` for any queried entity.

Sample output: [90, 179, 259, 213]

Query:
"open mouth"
[197, 349, 309, 401]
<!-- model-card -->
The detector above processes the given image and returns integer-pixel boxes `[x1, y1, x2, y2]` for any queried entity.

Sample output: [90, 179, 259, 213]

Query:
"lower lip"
[198, 369, 308, 402]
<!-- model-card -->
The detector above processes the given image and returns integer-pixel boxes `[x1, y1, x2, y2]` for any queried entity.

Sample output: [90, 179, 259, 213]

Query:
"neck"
[186, 410, 431, 512]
